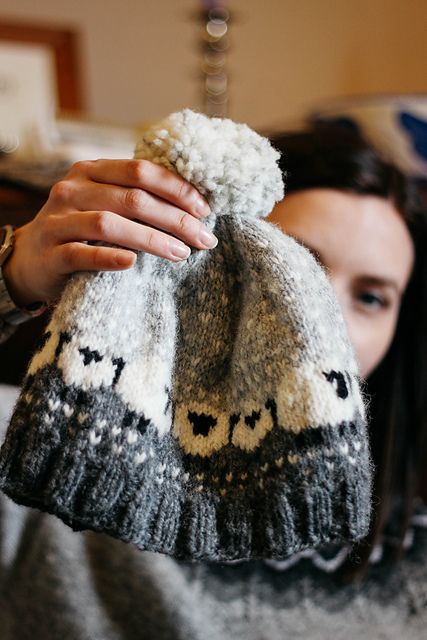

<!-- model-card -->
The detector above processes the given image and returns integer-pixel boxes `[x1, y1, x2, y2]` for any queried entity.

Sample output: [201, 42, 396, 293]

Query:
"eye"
[355, 290, 390, 312]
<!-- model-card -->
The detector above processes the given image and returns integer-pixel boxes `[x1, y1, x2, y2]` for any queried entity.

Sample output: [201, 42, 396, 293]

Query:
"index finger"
[72, 159, 211, 219]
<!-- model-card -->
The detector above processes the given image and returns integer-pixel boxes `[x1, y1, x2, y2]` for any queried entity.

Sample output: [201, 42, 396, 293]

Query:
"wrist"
[2, 226, 39, 307]
[0, 224, 47, 324]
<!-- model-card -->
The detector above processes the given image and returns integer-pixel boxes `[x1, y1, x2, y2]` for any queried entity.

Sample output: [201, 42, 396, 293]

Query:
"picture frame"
[0, 20, 83, 111]
[0, 20, 83, 152]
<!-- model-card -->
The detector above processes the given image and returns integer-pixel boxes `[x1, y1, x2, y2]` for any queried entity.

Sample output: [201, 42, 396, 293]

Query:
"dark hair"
[269, 126, 427, 584]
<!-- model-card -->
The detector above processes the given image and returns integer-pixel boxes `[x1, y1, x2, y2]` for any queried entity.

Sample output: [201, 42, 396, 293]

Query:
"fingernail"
[195, 197, 211, 217]
[199, 229, 218, 249]
[169, 241, 191, 260]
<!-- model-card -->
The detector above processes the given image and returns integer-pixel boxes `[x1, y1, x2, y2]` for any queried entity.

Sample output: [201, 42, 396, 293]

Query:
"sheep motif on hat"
[0, 109, 373, 561]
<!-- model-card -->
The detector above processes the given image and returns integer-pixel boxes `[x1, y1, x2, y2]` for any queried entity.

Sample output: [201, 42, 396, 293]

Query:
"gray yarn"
[0, 110, 373, 561]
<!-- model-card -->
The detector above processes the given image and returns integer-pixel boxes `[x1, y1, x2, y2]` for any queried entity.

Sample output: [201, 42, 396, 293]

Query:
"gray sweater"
[1, 327, 427, 640]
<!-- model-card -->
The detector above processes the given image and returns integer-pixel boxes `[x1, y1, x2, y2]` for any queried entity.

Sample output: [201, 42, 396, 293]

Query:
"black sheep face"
[173, 400, 275, 457]
[172, 362, 362, 457]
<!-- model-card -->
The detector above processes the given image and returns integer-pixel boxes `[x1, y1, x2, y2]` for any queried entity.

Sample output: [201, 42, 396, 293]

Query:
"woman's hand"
[2, 158, 217, 307]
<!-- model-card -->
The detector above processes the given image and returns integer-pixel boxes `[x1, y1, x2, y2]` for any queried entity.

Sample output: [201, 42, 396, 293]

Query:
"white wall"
[1, 0, 426, 130]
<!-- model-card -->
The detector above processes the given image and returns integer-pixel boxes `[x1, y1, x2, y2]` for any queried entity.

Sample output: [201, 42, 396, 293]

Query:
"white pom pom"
[134, 109, 284, 219]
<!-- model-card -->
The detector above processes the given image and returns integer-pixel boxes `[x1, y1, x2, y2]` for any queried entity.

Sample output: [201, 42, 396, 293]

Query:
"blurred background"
[1, 0, 427, 128]
[1, 0, 426, 182]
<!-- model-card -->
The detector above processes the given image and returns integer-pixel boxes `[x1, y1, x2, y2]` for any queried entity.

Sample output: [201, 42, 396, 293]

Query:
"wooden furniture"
[0, 19, 84, 112]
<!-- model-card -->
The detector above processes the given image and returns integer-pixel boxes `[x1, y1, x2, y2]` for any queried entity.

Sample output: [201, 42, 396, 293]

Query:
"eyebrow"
[301, 242, 402, 295]
[355, 275, 401, 294]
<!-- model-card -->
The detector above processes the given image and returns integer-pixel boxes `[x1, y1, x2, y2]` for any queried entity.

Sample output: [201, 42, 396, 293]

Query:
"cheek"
[343, 312, 398, 379]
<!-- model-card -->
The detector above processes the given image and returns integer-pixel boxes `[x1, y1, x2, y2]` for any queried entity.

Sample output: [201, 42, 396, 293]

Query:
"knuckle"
[44, 212, 64, 243]
[74, 159, 90, 173]
[49, 180, 73, 204]
[62, 243, 80, 269]
[67, 160, 92, 177]
[176, 179, 195, 203]
[124, 187, 147, 213]
[92, 245, 106, 268]
[126, 159, 149, 184]
[176, 211, 193, 234]
[144, 229, 157, 253]
[92, 211, 114, 237]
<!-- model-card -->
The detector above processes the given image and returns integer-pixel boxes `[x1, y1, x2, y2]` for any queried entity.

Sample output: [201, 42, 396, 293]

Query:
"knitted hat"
[0, 110, 373, 561]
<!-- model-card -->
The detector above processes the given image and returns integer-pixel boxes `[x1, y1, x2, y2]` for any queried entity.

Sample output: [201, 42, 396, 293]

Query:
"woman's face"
[268, 189, 415, 378]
